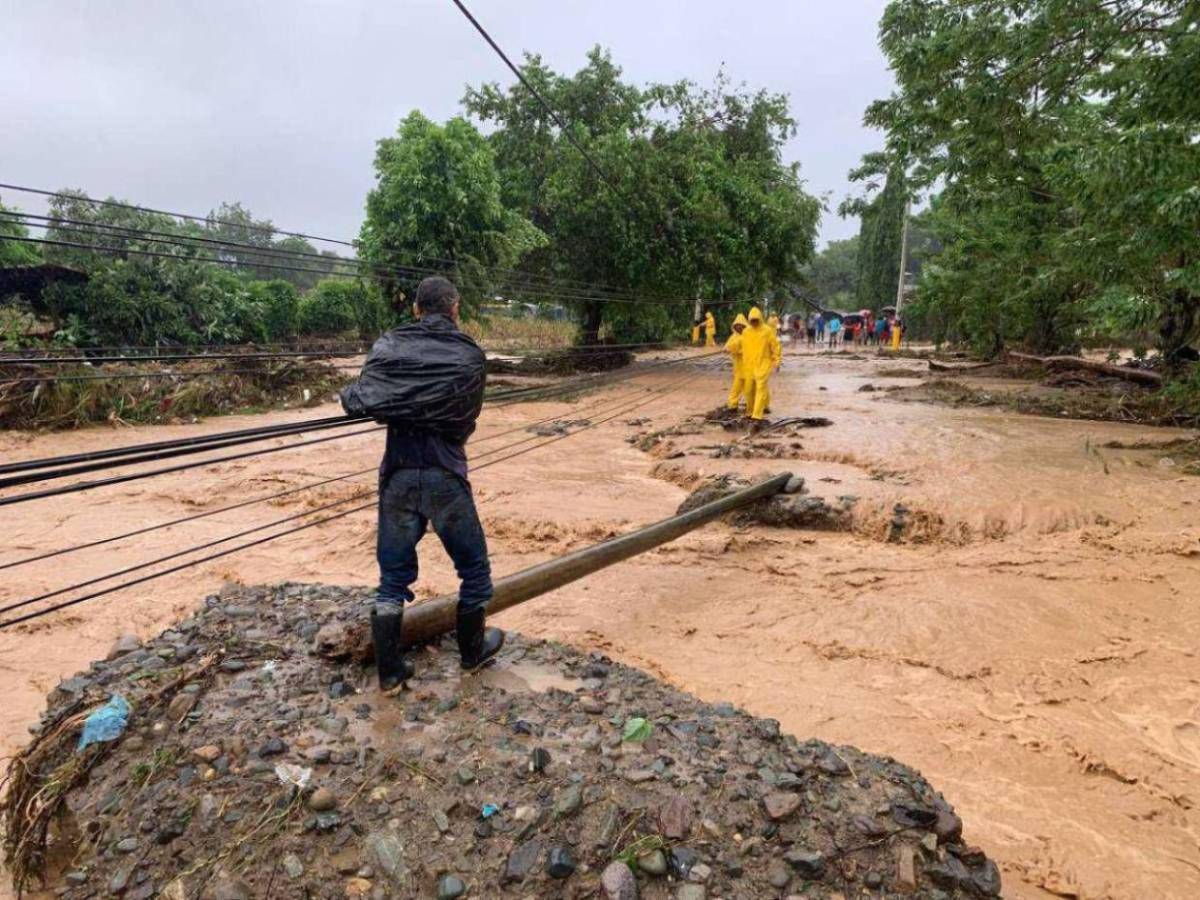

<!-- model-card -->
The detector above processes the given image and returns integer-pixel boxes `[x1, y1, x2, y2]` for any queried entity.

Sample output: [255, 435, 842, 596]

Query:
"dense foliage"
[0, 199, 40, 268]
[0, 191, 386, 347]
[356, 51, 821, 342]
[800, 236, 859, 310]
[358, 112, 546, 313]
[863, 0, 1200, 361]
[461, 51, 822, 341]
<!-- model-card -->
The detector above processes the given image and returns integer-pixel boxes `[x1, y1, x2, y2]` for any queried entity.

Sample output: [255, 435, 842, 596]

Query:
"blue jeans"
[376, 468, 493, 613]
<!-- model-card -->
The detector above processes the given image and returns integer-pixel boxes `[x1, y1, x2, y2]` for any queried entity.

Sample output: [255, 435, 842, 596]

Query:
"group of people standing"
[723, 306, 782, 424]
[805, 311, 902, 348]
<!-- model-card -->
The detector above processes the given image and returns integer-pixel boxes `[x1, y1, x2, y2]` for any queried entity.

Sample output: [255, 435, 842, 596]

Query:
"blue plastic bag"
[77, 694, 131, 750]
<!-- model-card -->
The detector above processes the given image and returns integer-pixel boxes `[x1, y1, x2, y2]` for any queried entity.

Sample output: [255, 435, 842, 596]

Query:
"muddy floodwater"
[2, 349, 1199, 899]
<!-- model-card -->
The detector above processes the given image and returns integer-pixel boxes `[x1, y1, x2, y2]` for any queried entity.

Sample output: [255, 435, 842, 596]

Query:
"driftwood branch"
[1006, 351, 1162, 386]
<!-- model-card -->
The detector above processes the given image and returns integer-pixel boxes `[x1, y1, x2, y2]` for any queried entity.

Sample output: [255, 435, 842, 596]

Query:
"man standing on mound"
[341, 276, 504, 690]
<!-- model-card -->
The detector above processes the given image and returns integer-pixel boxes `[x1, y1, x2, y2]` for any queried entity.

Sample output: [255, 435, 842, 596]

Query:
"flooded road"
[2, 349, 1199, 898]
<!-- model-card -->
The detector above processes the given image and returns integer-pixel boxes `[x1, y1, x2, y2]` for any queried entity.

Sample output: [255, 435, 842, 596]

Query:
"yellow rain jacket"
[724, 313, 749, 409]
[767, 314, 780, 332]
[741, 307, 781, 419]
[704, 312, 717, 347]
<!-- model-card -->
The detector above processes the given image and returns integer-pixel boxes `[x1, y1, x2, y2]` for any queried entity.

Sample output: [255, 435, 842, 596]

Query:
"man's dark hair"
[414, 277, 460, 316]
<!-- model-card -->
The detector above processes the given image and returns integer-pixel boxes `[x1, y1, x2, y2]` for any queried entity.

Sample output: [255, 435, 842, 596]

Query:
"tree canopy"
[461, 49, 821, 341]
[358, 111, 546, 314]
[862, 0, 1200, 360]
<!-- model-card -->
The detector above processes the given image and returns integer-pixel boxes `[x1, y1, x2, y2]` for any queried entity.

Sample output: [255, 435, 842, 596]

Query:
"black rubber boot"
[456, 606, 504, 671]
[371, 604, 414, 690]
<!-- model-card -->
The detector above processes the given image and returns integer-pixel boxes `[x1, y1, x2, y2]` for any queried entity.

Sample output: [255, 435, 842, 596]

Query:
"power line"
[0, 363, 697, 573]
[0, 340, 676, 367]
[448, 0, 626, 200]
[5, 213, 665, 308]
[0, 363, 710, 629]
[0, 183, 700, 304]
[0, 424, 383, 509]
[0, 351, 719, 502]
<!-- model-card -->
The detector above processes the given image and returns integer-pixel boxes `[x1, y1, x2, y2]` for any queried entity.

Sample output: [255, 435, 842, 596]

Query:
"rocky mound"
[5, 584, 1001, 899]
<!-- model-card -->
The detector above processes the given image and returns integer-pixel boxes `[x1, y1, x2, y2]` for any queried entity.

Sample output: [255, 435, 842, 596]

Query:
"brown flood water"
[2, 349, 1199, 898]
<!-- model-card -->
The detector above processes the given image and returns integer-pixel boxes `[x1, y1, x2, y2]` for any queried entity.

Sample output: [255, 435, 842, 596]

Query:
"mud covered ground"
[7, 583, 997, 899]
[3, 347, 1200, 898]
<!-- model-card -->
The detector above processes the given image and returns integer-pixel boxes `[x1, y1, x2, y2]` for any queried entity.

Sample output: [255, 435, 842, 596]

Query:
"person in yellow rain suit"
[724, 313, 749, 409]
[767, 312, 780, 332]
[691, 319, 702, 345]
[704, 311, 717, 347]
[741, 306, 782, 423]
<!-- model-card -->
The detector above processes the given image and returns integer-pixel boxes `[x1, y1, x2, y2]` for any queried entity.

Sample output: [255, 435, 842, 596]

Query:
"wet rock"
[783, 847, 825, 879]
[554, 783, 583, 817]
[432, 808, 451, 833]
[934, 806, 964, 844]
[754, 718, 781, 741]
[282, 854, 304, 879]
[546, 846, 576, 879]
[767, 860, 791, 889]
[435, 874, 467, 899]
[505, 839, 544, 882]
[677, 886, 706, 900]
[257, 737, 287, 757]
[891, 802, 938, 828]
[308, 787, 337, 812]
[670, 847, 699, 879]
[365, 831, 406, 881]
[601, 860, 639, 900]
[202, 873, 251, 900]
[166, 693, 197, 721]
[529, 747, 551, 773]
[107, 634, 142, 660]
[658, 793, 693, 839]
[638, 849, 668, 876]
[115, 837, 138, 854]
[192, 744, 222, 764]
[688, 862, 712, 883]
[762, 792, 802, 821]
[896, 845, 917, 892]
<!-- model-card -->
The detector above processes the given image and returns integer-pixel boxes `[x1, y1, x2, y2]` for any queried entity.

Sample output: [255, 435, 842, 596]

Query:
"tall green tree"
[358, 111, 545, 314]
[864, 0, 1199, 360]
[843, 158, 907, 312]
[464, 50, 821, 342]
[801, 236, 859, 309]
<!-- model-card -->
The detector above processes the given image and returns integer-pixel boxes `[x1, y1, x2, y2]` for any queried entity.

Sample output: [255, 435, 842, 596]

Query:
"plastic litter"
[622, 717, 653, 743]
[481, 803, 500, 819]
[77, 694, 131, 750]
[274, 763, 312, 791]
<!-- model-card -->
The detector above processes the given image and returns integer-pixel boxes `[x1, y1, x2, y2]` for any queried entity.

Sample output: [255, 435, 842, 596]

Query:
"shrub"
[248, 280, 301, 341]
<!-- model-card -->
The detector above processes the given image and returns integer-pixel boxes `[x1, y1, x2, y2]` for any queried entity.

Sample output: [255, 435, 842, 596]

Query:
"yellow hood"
[747, 306, 764, 324]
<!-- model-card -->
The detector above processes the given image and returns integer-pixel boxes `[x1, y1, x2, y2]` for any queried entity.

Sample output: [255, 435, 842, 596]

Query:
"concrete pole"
[894, 199, 912, 320]
[403, 472, 794, 644]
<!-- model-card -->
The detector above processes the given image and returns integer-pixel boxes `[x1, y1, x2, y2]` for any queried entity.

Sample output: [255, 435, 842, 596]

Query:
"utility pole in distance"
[894, 199, 911, 320]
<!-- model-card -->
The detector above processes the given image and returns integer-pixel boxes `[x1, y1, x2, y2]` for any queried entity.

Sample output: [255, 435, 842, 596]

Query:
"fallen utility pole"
[402, 471, 794, 645]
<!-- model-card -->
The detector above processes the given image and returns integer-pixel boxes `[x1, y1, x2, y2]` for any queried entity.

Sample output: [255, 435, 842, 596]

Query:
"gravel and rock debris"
[5, 583, 1000, 898]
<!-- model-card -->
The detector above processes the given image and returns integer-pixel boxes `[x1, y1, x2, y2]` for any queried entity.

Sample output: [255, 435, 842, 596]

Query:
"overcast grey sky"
[2, 1, 893, 251]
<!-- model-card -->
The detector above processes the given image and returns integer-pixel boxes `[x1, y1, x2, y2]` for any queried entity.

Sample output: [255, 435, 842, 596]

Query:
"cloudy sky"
[2, 1, 893, 251]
